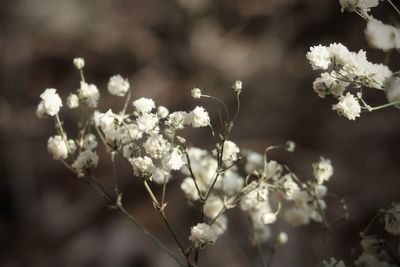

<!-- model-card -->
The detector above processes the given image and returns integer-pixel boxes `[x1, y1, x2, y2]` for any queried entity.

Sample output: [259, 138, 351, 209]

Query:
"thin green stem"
[363, 100, 400, 111]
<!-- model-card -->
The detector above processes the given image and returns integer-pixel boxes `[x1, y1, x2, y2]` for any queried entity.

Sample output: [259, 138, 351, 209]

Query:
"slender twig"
[386, 0, 400, 16]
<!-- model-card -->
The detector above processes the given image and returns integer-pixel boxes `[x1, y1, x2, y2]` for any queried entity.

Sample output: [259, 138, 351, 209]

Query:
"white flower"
[99, 110, 123, 145]
[313, 72, 348, 98]
[151, 167, 171, 184]
[143, 134, 168, 159]
[313, 157, 334, 184]
[162, 147, 185, 171]
[211, 215, 228, 236]
[339, 0, 380, 17]
[232, 80, 242, 93]
[204, 196, 224, 219]
[222, 140, 240, 161]
[385, 204, 400, 235]
[261, 212, 277, 224]
[244, 151, 263, 173]
[47, 135, 68, 160]
[221, 169, 244, 195]
[277, 232, 288, 245]
[157, 106, 169, 119]
[191, 88, 202, 99]
[189, 223, 218, 247]
[67, 94, 79, 109]
[306, 45, 331, 70]
[38, 88, 63, 117]
[332, 93, 361, 120]
[240, 184, 269, 211]
[131, 156, 155, 177]
[189, 106, 210, 128]
[82, 133, 98, 150]
[329, 43, 351, 66]
[73, 57, 85, 70]
[72, 150, 99, 177]
[385, 76, 400, 109]
[323, 257, 346, 267]
[77, 81, 100, 108]
[166, 111, 189, 129]
[107, 75, 130, 97]
[67, 139, 77, 154]
[181, 177, 200, 201]
[280, 174, 300, 200]
[136, 113, 159, 134]
[365, 19, 400, 52]
[133, 97, 155, 114]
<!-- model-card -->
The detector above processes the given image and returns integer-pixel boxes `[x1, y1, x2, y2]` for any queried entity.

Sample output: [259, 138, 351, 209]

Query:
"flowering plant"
[37, 1, 400, 266]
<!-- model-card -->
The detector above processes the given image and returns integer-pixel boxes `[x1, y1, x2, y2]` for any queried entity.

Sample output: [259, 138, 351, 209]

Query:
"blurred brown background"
[0, 0, 399, 266]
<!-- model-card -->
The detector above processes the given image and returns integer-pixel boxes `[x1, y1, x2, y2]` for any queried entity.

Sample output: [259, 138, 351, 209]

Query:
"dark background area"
[0, 0, 399, 266]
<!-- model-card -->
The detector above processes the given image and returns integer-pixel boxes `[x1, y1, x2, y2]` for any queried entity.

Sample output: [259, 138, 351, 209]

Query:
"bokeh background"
[0, 0, 399, 266]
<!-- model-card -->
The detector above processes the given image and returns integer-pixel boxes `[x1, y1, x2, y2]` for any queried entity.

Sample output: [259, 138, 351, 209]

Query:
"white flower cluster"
[307, 43, 394, 120]
[37, 88, 63, 117]
[284, 157, 333, 226]
[339, 0, 380, 18]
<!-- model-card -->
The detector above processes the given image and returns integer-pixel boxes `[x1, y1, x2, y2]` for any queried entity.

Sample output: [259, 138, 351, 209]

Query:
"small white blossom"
[136, 113, 159, 134]
[191, 88, 202, 99]
[189, 106, 210, 128]
[82, 133, 98, 150]
[107, 75, 130, 97]
[232, 80, 242, 93]
[280, 174, 300, 200]
[133, 97, 156, 114]
[339, 0, 380, 17]
[306, 45, 331, 70]
[189, 223, 218, 247]
[131, 156, 155, 177]
[261, 212, 277, 224]
[365, 19, 400, 52]
[385, 76, 400, 109]
[313, 72, 348, 98]
[47, 135, 69, 160]
[77, 81, 100, 108]
[67, 94, 79, 109]
[221, 169, 244, 195]
[204, 196, 224, 219]
[332, 93, 361, 120]
[313, 157, 334, 184]
[181, 177, 200, 201]
[67, 139, 77, 154]
[211, 215, 228, 236]
[277, 232, 288, 245]
[151, 167, 171, 184]
[143, 134, 168, 159]
[385, 204, 400, 235]
[162, 147, 185, 171]
[38, 88, 63, 117]
[72, 150, 99, 177]
[157, 106, 169, 119]
[73, 58, 85, 70]
[166, 111, 189, 129]
[222, 140, 240, 161]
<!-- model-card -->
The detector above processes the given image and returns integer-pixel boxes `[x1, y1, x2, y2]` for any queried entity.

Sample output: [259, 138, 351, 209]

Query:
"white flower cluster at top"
[307, 0, 400, 121]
